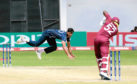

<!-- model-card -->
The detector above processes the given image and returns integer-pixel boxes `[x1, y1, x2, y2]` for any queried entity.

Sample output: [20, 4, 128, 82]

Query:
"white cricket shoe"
[17, 36, 27, 44]
[100, 72, 110, 80]
[36, 50, 42, 60]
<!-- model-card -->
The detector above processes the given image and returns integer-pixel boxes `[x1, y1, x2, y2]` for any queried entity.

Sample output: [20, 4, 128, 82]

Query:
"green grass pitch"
[0, 50, 137, 66]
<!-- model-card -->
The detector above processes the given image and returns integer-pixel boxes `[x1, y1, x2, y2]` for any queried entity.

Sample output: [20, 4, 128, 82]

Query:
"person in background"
[131, 26, 137, 32]
[134, 26, 137, 32]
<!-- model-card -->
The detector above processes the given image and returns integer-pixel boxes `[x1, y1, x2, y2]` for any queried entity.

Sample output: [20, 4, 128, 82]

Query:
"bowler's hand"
[68, 55, 75, 60]
[71, 54, 75, 58]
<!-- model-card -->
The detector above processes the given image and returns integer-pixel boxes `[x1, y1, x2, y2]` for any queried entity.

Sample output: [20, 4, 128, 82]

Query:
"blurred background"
[0, 0, 137, 32]
[0, 0, 60, 32]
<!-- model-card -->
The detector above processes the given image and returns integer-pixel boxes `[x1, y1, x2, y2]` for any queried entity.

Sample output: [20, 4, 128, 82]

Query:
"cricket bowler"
[94, 10, 120, 80]
[17, 28, 75, 60]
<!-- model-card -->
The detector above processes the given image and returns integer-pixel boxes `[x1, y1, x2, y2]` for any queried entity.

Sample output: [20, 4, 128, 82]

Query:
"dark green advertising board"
[0, 32, 86, 47]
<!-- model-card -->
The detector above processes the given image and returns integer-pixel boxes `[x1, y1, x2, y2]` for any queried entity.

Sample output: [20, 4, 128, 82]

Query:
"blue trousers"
[27, 31, 57, 53]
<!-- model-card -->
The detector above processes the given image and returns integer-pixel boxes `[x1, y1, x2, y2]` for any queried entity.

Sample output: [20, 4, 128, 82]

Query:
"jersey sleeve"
[61, 34, 67, 41]
[104, 12, 112, 24]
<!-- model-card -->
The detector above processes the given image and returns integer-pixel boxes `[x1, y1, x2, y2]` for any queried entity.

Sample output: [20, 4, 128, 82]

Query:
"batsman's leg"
[94, 39, 102, 73]
[99, 43, 110, 80]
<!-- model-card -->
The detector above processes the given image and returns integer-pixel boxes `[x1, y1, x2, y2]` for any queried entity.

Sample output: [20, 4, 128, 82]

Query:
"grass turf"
[0, 50, 137, 66]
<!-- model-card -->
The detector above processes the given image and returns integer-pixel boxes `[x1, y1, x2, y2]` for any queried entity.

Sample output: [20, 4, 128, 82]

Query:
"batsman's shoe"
[36, 50, 42, 60]
[17, 36, 27, 44]
[100, 72, 110, 80]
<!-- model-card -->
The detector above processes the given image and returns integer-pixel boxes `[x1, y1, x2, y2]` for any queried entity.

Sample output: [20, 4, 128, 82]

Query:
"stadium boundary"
[0, 47, 136, 51]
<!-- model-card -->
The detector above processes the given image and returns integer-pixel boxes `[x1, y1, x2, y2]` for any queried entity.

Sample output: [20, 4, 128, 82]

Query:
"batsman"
[94, 10, 120, 80]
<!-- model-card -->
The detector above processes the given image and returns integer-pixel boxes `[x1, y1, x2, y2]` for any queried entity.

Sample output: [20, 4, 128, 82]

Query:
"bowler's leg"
[44, 37, 57, 54]
[27, 33, 47, 47]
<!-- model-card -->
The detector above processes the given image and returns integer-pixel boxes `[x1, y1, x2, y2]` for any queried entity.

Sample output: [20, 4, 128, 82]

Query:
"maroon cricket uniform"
[94, 12, 119, 73]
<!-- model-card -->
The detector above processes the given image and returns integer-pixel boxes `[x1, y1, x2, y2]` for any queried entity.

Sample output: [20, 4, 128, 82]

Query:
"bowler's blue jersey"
[44, 29, 69, 41]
